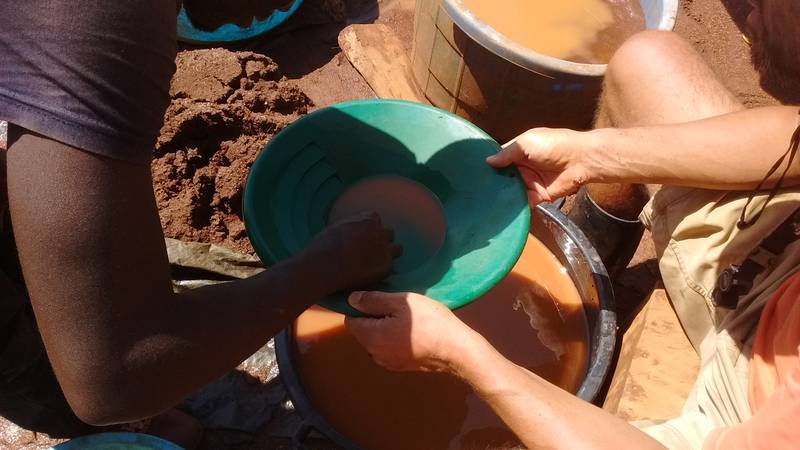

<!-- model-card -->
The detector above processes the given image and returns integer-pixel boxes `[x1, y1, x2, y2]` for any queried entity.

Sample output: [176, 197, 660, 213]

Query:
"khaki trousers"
[635, 186, 800, 449]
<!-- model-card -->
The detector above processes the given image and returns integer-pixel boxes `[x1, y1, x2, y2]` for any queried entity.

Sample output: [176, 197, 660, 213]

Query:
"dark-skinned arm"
[6, 127, 396, 426]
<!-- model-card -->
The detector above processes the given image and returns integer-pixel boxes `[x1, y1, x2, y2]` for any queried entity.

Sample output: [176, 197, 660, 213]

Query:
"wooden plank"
[338, 24, 428, 103]
[603, 288, 700, 421]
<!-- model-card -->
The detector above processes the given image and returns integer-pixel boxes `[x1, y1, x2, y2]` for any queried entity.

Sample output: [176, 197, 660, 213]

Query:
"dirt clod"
[153, 49, 312, 254]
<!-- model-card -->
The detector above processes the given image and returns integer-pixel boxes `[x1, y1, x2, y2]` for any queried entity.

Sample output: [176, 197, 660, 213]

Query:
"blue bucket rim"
[176, 0, 304, 44]
[51, 432, 184, 450]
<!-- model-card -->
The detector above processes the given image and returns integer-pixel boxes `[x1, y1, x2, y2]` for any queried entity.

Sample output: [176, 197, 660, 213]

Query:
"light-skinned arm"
[488, 106, 800, 204]
[345, 291, 666, 450]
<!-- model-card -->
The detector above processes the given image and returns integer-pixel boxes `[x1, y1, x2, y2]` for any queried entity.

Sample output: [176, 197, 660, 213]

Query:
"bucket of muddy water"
[177, 0, 304, 44]
[412, 0, 678, 141]
[243, 99, 531, 316]
[275, 203, 616, 449]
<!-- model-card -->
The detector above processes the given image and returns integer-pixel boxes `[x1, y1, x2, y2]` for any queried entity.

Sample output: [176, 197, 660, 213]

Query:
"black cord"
[738, 111, 800, 229]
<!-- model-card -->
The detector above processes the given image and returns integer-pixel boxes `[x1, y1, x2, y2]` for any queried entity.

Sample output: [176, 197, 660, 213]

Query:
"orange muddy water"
[462, 0, 646, 63]
[293, 235, 589, 450]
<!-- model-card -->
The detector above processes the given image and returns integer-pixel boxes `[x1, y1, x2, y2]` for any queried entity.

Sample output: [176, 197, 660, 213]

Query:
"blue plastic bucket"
[51, 432, 184, 450]
[177, 0, 304, 44]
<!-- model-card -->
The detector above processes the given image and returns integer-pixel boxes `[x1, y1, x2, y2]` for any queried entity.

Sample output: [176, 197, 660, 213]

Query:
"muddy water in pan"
[462, 0, 646, 63]
[293, 235, 589, 450]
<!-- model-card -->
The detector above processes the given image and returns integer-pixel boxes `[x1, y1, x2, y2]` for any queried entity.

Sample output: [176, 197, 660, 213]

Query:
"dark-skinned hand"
[300, 212, 402, 293]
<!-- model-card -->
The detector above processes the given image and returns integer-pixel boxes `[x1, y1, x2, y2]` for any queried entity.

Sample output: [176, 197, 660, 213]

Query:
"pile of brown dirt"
[153, 48, 312, 254]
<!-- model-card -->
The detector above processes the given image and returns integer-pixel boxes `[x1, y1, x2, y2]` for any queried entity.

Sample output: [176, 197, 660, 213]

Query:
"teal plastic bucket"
[51, 432, 183, 450]
[177, 0, 304, 44]
[243, 99, 530, 316]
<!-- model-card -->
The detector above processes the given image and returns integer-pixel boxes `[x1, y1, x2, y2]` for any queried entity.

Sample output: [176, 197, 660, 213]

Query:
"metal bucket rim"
[535, 203, 617, 401]
[276, 203, 617, 449]
[441, 0, 679, 77]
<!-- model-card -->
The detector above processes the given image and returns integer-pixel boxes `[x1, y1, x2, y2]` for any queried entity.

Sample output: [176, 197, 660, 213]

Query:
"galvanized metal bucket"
[410, 0, 678, 140]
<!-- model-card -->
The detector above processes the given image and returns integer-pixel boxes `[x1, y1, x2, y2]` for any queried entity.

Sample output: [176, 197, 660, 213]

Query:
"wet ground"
[0, 0, 781, 448]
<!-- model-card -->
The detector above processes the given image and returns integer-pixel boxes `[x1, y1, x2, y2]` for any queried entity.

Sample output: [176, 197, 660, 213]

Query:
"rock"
[181, 341, 286, 433]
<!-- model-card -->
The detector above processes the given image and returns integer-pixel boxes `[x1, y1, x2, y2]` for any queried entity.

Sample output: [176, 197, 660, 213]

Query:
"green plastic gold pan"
[243, 100, 530, 316]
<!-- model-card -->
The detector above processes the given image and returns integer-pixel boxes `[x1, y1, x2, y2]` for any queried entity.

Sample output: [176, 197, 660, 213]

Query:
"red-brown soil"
[153, 49, 312, 254]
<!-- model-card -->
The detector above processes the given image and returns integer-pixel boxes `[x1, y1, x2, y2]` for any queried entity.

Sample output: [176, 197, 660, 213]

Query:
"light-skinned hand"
[487, 128, 592, 206]
[344, 291, 480, 373]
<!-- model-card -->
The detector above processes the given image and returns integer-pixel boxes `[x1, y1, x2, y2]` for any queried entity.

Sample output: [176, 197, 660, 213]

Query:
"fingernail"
[348, 291, 365, 305]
